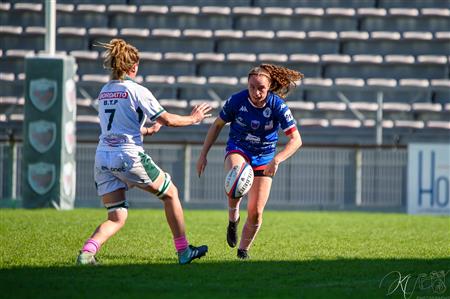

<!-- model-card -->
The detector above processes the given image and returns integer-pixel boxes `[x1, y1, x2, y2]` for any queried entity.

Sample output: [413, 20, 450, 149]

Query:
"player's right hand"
[191, 103, 212, 124]
[196, 155, 208, 177]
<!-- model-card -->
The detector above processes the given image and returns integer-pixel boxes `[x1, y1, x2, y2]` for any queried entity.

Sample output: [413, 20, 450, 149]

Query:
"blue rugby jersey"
[219, 89, 297, 156]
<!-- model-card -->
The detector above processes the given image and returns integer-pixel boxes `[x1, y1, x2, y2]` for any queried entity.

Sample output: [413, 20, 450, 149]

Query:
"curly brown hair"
[97, 39, 139, 80]
[248, 64, 304, 98]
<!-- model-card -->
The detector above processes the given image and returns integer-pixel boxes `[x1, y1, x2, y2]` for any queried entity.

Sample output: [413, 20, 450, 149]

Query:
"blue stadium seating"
[254, 0, 376, 8]
[378, 0, 450, 8]
[361, 13, 450, 32]
[2, 3, 44, 27]
[57, 5, 108, 28]
[342, 39, 450, 56]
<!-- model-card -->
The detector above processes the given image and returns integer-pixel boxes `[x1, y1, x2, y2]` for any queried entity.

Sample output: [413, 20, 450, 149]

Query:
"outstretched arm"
[196, 117, 226, 177]
[263, 129, 302, 176]
[141, 122, 162, 136]
[157, 103, 212, 127]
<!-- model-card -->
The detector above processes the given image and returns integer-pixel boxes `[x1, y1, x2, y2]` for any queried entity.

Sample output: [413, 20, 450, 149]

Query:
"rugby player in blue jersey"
[196, 64, 304, 259]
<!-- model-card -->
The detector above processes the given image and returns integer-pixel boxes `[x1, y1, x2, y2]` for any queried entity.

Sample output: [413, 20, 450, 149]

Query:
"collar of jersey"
[124, 75, 134, 82]
[246, 92, 273, 109]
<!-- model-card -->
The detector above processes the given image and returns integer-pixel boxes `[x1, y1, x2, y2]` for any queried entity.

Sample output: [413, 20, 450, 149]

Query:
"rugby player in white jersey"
[77, 39, 211, 265]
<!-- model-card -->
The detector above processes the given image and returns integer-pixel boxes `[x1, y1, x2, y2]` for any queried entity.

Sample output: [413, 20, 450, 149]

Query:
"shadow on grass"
[0, 258, 449, 299]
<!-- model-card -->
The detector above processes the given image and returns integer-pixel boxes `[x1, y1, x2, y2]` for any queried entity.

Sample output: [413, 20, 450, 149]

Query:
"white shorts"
[94, 149, 163, 196]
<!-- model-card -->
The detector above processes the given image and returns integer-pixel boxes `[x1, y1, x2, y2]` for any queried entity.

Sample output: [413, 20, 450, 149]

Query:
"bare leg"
[81, 188, 128, 254]
[239, 176, 272, 251]
[160, 184, 185, 238]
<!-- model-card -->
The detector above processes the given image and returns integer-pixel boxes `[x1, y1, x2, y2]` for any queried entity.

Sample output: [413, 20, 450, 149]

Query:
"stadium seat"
[127, 28, 215, 53]
[0, 73, 23, 97]
[0, 3, 11, 26]
[78, 74, 109, 99]
[88, 28, 119, 51]
[303, 87, 379, 103]
[1, 26, 45, 51]
[431, 79, 450, 105]
[143, 75, 178, 99]
[0, 50, 34, 75]
[70, 51, 103, 76]
[286, 101, 314, 118]
[139, 52, 196, 77]
[207, 76, 244, 101]
[4, 3, 44, 27]
[378, 0, 450, 9]
[254, 0, 376, 8]
[198, 53, 255, 78]
[426, 120, 450, 130]
[342, 39, 450, 55]
[0, 96, 24, 115]
[361, 9, 450, 32]
[234, 8, 357, 31]
[217, 31, 339, 55]
[57, 4, 108, 28]
[323, 55, 448, 80]
[286, 54, 322, 79]
[110, 5, 231, 30]
[130, 0, 250, 5]
[57, 0, 126, 3]
[412, 102, 443, 121]
[342, 32, 450, 56]
[56, 27, 88, 52]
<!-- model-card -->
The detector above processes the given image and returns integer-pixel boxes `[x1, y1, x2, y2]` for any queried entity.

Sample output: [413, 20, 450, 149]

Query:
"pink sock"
[229, 207, 240, 222]
[82, 238, 100, 254]
[174, 235, 189, 252]
[239, 220, 261, 251]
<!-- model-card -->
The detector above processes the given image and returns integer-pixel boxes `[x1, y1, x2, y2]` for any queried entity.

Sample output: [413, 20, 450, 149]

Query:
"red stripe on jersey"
[284, 126, 297, 136]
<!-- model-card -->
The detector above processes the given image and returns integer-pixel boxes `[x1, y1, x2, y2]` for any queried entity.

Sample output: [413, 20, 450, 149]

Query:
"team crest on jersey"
[29, 78, 57, 112]
[28, 162, 56, 195]
[251, 120, 260, 130]
[263, 107, 271, 118]
[239, 106, 248, 112]
[64, 121, 76, 154]
[28, 120, 56, 153]
[63, 162, 76, 197]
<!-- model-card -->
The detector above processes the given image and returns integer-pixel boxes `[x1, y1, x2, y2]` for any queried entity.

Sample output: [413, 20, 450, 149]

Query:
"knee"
[108, 208, 128, 227]
[160, 184, 179, 201]
[247, 211, 263, 225]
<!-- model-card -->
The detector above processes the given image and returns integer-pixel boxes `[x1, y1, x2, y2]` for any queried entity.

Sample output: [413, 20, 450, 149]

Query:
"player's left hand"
[263, 158, 280, 176]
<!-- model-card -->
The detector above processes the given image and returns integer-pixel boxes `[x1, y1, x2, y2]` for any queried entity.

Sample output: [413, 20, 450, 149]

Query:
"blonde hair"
[97, 39, 139, 80]
[248, 64, 304, 98]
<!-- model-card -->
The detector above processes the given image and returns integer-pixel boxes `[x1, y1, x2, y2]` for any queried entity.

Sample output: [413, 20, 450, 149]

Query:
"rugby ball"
[224, 162, 254, 199]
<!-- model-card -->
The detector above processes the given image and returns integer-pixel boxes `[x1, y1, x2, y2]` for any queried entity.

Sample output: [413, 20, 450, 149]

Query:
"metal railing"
[0, 142, 407, 211]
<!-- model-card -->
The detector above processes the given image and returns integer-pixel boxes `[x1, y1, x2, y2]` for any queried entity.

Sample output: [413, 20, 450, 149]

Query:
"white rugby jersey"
[96, 78, 165, 151]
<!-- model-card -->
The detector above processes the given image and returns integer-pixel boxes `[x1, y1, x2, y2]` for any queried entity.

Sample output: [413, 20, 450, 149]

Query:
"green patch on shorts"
[138, 152, 161, 182]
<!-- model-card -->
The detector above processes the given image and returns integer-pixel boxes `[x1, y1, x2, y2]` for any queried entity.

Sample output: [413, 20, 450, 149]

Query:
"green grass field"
[0, 209, 449, 299]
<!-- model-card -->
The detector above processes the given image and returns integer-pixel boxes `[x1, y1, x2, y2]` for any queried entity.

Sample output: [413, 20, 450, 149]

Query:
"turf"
[0, 209, 449, 299]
